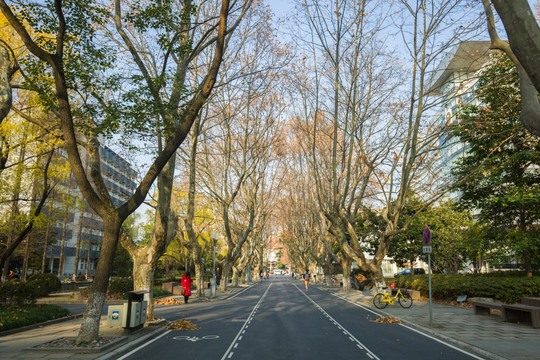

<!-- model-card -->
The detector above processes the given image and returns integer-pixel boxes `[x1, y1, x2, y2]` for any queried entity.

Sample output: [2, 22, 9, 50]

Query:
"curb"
[96, 325, 167, 360]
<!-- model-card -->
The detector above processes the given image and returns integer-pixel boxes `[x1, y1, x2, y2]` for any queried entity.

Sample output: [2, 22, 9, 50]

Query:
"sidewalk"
[330, 289, 540, 360]
[0, 286, 247, 360]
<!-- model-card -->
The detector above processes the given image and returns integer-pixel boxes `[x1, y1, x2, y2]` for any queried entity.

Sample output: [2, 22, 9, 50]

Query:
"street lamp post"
[210, 232, 218, 298]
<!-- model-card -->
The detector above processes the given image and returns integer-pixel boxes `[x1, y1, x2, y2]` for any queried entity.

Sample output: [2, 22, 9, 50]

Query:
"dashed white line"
[221, 284, 272, 360]
[293, 282, 381, 360]
[332, 292, 487, 360]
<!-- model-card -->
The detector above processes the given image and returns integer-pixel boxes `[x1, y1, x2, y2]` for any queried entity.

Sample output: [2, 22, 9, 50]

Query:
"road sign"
[423, 246, 432, 254]
[423, 226, 431, 245]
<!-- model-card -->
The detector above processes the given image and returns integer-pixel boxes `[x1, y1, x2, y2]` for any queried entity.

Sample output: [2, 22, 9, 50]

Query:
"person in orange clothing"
[303, 269, 311, 291]
[181, 272, 192, 304]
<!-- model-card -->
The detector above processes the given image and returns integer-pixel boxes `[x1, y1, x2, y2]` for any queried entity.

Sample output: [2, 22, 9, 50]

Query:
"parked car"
[394, 268, 426, 277]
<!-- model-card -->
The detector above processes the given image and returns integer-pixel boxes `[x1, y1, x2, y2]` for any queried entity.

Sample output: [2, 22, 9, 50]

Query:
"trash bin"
[107, 290, 148, 329]
[107, 305, 124, 327]
[124, 290, 148, 330]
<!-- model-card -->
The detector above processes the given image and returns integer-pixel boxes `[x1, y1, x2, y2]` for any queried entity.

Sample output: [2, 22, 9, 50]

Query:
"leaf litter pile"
[167, 319, 200, 330]
[371, 316, 403, 324]
[154, 298, 183, 305]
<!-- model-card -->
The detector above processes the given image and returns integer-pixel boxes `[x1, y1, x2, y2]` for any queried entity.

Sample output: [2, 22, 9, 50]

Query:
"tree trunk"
[219, 262, 233, 291]
[491, 0, 540, 93]
[72, 208, 84, 280]
[371, 265, 386, 290]
[231, 265, 241, 286]
[0, 45, 12, 122]
[340, 255, 352, 290]
[191, 248, 205, 298]
[21, 236, 30, 281]
[132, 257, 155, 321]
[85, 215, 94, 279]
[58, 182, 72, 278]
[76, 216, 121, 345]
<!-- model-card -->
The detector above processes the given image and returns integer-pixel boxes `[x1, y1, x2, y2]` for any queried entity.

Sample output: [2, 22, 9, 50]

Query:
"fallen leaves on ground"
[167, 319, 200, 330]
[154, 298, 182, 305]
[371, 316, 403, 324]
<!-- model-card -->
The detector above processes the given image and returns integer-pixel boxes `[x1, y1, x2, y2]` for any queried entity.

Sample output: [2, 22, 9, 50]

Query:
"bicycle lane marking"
[291, 282, 381, 360]
[220, 283, 272, 360]
[331, 292, 486, 360]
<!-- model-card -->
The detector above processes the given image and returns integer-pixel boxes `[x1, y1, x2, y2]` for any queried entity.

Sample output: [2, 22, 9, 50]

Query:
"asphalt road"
[114, 277, 486, 360]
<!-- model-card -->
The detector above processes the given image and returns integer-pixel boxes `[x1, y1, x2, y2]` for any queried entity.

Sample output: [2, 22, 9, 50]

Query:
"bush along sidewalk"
[0, 304, 71, 332]
[394, 273, 540, 303]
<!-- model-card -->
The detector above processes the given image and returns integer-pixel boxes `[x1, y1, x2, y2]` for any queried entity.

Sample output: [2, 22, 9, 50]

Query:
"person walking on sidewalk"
[181, 272, 192, 304]
[303, 269, 311, 291]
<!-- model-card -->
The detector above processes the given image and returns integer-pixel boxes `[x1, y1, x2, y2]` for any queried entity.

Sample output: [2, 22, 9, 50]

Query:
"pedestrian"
[181, 272, 192, 304]
[216, 267, 222, 286]
[259, 269, 263, 281]
[304, 269, 311, 291]
[313, 273, 317, 283]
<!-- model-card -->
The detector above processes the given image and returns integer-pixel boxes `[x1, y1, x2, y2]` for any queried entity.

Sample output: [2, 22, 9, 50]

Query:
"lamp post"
[210, 232, 218, 298]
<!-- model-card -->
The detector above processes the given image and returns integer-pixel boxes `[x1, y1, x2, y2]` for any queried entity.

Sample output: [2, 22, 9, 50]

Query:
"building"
[46, 145, 137, 280]
[419, 41, 492, 201]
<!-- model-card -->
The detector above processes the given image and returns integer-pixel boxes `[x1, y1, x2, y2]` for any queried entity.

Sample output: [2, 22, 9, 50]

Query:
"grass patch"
[0, 304, 71, 332]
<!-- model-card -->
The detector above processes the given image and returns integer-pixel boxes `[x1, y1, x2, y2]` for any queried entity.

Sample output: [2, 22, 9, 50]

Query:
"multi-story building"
[46, 145, 137, 279]
[419, 41, 492, 201]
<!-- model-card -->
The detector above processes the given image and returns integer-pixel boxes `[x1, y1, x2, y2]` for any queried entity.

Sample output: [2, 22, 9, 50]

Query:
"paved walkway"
[1, 284, 539, 360]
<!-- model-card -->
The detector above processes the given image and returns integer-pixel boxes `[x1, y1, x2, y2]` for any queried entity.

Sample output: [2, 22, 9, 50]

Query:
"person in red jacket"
[181, 272, 192, 304]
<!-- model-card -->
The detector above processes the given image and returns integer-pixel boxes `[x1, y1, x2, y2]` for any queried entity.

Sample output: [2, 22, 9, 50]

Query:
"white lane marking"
[332, 292, 487, 360]
[292, 283, 381, 360]
[115, 330, 171, 360]
[221, 284, 272, 360]
[227, 283, 257, 300]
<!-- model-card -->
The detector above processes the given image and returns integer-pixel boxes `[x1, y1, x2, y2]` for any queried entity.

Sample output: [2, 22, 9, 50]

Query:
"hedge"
[27, 273, 61, 297]
[0, 280, 39, 306]
[0, 304, 70, 332]
[393, 274, 540, 303]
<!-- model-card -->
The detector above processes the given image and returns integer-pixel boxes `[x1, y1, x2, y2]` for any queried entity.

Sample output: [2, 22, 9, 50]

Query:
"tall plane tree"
[115, 0, 251, 321]
[0, 0, 231, 344]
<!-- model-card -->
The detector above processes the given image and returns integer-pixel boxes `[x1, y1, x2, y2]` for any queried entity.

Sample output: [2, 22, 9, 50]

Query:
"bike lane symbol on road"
[173, 335, 220, 342]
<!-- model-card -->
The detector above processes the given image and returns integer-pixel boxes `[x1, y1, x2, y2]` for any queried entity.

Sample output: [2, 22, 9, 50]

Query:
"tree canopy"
[450, 53, 540, 276]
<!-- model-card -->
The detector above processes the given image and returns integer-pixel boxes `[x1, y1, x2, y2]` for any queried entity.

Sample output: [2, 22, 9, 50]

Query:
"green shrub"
[394, 274, 540, 303]
[153, 286, 169, 298]
[27, 273, 61, 297]
[0, 280, 39, 306]
[108, 277, 133, 296]
[0, 304, 70, 332]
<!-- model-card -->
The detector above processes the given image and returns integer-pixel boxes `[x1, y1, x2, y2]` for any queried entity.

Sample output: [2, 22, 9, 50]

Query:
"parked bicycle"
[372, 287, 413, 309]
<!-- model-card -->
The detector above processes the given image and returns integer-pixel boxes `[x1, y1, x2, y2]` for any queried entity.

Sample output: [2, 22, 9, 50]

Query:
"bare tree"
[288, 0, 483, 289]
[116, 0, 251, 321]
